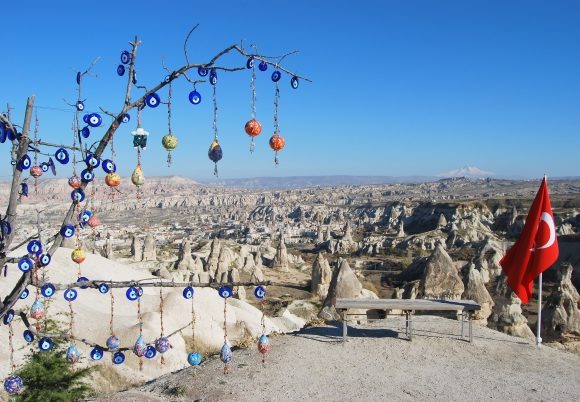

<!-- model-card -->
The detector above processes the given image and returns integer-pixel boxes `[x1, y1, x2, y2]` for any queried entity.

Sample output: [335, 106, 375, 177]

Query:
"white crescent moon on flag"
[535, 212, 556, 250]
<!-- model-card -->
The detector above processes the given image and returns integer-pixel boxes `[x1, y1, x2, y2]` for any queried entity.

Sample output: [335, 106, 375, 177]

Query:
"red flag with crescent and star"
[500, 177, 559, 304]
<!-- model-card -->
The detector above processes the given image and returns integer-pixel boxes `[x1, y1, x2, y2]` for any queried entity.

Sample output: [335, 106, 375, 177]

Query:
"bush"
[16, 350, 93, 402]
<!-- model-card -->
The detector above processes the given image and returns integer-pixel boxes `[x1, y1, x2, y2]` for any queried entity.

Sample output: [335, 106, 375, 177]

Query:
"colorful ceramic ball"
[133, 335, 146, 357]
[30, 300, 45, 320]
[105, 172, 121, 187]
[87, 216, 100, 228]
[131, 165, 145, 187]
[30, 165, 43, 178]
[68, 175, 82, 189]
[208, 140, 223, 163]
[71, 248, 86, 264]
[106, 335, 121, 350]
[269, 134, 285, 152]
[66, 344, 80, 364]
[187, 352, 202, 366]
[258, 334, 271, 354]
[162, 134, 178, 151]
[244, 119, 262, 138]
[220, 342, 232, 364]
[155, 337, 170, 354]
[3, 375, 23, 395]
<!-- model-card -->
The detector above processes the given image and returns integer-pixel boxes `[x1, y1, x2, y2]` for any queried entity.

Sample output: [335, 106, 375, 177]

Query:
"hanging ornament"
[107, 335, 120, 350]
[155, 337, 170, 354]
[113, 351, 126, 365]
[30, 165, 43, 178]
[66, 344, 80, 364]
[188, 90, 201, 105]
[90, 347, 104, 361]
[220, 342, 232, 373]
[30, 300, 45, 320]
[87, 215, 100, 228]
[187, 282, 201, 367]
[219, 285, 233, 374]
[105, 172, 121, 187]
[245, 58, 262, 153]
[254, 285, 270, 364]
[131, 120, 149, 151]
[133, 335, 146, 357]
[71, 248, 86, 264]
[38, 337, 54, 352]
[3, 375, 23, 396]
[102, 159, 116, 174]
[23, 330, 34, 343]
[162, 81, 178, 166]
[131, 163, 145, 187]
[258, 61, 268, 71]
[68, 175, 81, 189]
[40, 284, 55, 298]
[145, 345, 157, 359]
[290, 76, 299, 89]
[208, 83, 222, 176]
[145, 92, 161, 108]
[270, 81, 286, 165]
[188, 352, 202, 366]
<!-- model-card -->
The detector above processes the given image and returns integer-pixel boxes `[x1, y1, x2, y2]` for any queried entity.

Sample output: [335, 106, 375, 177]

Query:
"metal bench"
[335, 298, 481, 343]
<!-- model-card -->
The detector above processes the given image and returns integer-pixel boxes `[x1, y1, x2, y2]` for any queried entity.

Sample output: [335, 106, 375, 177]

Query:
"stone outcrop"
[311, 252, 332, 300]
[271, 233, 289, 272]
[174, 238, 196, 271]
[142, 234, 157, 261]
[489, 274, 535, 341]
[462, 263, 494, 324]
[541, 263, 580, 339]
[131, 235, 143, 262]
[206, 239, 221, 281]
[419, 244, 464, 299]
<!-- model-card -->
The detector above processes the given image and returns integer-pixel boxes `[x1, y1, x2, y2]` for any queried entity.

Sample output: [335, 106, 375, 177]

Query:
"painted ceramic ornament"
[117, 64, 125, 76]
[68, 175, 81, 189]
[105, 172, 121, 187]
[145, 92, 161, 108]
[60, 224, 75, 238]
[131, 126, 149, 150]
[182, 286, 194, 299]
[31, 300, 45, 319]
[66, 344, 80, 364]
[39, 253, 51, 267]
[155, 337, 170, 354]
[38, 337, 54, 352]
[208, 140, 223, 163]
[3, 375, 23, 395]
[80, 169, 94, 183]
[126, 287, 139, 301]
[87, 113, 102, 128]
[71, 248, 86, 264]
[269, 134, 285, 152]
[271, 70, 281, 82]
[18, 257, 33, 273]
[23, 330, 35, 343]
[71, 189, 85, 202]
[55, 148, 70, 164]
[245, 119, 262, 137]
[162, 133, 178, 151]
[145, 345, 157, 359]
[3, 309, 14, 325]
[98, 283, 110, 294]
[258, 61, 268, 71]
[120, 50, 131, 64]
[30, 165, 43, 178]
[27, 240, 42, 255]
[133, 335, 146, 357]
[106, 335, 121, 350]
[131, 164, 145, 187]
[102, 159, 116, 173]
[291, 76, 299, 89]
[64, 288, 78, 302]
[220, 342, 232, 363]
[87, 215, 100, 228]
[90, 346, 104, 361]
[18, 154, 31, 170]
[40, 283, 56, 298]
[258, 334, 271, 354]
[113, 351, 126, 365]
[187, 352, 202, 366]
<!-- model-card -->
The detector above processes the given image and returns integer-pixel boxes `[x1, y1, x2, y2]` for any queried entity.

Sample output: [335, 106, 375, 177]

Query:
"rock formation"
[311, 252, 332, 300]
[174, 238, 196, 271]
[541, 263, 580, 338]
[462, 263, 494, 324]
[419, 244, 464, 299]
[271, 233, 289, 272]
[489, 274, 535, 341]
[142, 234, 157, 261]
[131, 235, 143, 262]
[206, 238, 221, 281]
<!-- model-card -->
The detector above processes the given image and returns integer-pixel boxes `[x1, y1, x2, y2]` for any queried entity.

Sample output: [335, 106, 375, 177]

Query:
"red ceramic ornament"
[244, 119, 262, 138]
[269, 134, 285, 151]
[87, 216, 100, 228]
[68, 176, 81, 189]
[30, 166, 43, 178]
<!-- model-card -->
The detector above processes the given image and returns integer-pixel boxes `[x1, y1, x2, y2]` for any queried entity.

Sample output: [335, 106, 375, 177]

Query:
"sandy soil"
[90, 316, 580, 402]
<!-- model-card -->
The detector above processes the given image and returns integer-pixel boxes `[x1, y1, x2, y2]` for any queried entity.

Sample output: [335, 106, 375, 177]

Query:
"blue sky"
[1, 0, 579, 180]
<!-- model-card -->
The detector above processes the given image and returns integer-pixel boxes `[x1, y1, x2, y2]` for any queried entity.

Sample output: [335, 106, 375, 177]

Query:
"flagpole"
[536, 272, 543, 347]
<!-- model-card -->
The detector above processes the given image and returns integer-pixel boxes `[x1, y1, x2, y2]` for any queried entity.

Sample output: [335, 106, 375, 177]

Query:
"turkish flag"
[500, 177, 559, 304]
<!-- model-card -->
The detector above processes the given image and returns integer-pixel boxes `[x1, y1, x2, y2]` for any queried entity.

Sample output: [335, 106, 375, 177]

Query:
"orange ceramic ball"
[30, 166, 43, 178]
[68, 176, 81, 189]
[244, 119, 262, 137]
[105, 172, 121, 187]
[269, 134, 285, 151]
[87, 216, 100, 228]
[71, 248, 86, 264]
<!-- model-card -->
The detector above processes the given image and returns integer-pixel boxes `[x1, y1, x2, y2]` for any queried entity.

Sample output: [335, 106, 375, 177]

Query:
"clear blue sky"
[1, 0, 579, 180]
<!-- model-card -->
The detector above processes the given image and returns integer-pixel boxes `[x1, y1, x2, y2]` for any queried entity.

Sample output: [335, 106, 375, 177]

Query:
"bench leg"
[405, 312, 409, 337]
[408, 311, 413, 341]
[469, 312, 473, 343]
[342, 311, 348, 342]
[460, 312, 464, 339]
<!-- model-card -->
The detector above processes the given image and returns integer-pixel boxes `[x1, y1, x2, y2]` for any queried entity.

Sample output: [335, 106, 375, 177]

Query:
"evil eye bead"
[18, 257, 34, 273]
[188, 352, 202, 366]
[182, 286, 194, 299]
[132, 70, 138, 84]
[6, 127, 15, 141]
[38, 337, 54, 352]
[102, 159, 116, 173]
[145, 93, 161, 108]
[98, 283, 110, 294]
[64, 288, 78, 301]
[83, 114, 90, 124]
[85, 153, 100, 168]
[39, 254, 51, 267]
[198, 66, 208, 76]
[41, 283, 56, 298]
[258, 61, 268, 71]
[117, 65, 125, 76]
[254, 285, 266, 299]
[145, 345, 157, 359]
[76, 101, 85, 111]
[2, 309, 14, 325]
[87, 113, 102, 128]
[209, 69, 217, 85]
[121, 113, 130, 123]
[291, 76, 299, 89]
[0, 123, 6, 143]
[77, 277, 90, 289]
[27, 240, 42, 255]
[90, 346, 104, 361]
[188, 90, 202, 105]
[126, 287, 139, 301]
[218, 286, 233, 299]
[71, 189, 85, 202]
[23, 330, 35, 343]
[76, 72, 81, 85]
[1, 220, 11, 235]
[18, 154, 31, 170]
[80, 126, 90, 138]
[79, 209, 93, 223]
[121, 50, 132, 64]
[19, 288, 30, 299]
[113, 351, 126, 365]
[60, 225, 75, 238]
[41, 163, 49, 172]
[271, 70, 281, 82]
[80, 169, 95, 183]
[164, 75, 171, 83]
[246, 57, 255, 69]
[137, 287, 144, 297]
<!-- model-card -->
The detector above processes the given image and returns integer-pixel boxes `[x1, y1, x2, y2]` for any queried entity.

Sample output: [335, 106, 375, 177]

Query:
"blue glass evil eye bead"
[41, 283, 56, 298]
[77, 277, 90, 289]
[98, 283, 110, 294]
[87, 113, 102, 128]
[90, 346, 104, 361]
[3, 309, 14, 325]
[39, 337, 54, 352]
[145, 93, 161, 108]
[1, 220, 11, 235]
[80, 169, 94, 183]
[126, 287, 139, 301]
[27, 240, 42, 255]
[76, 72, 81, 85]
[145, 345, 157, 359]
[18, 257, 34, 273]
[183, 286, 194, 299]
[61, 224, 75, 238]
[18, 154, 31, 170]
[79, 209, 93, 223]
[80, 126, 90, 139]
[64, 288, 78, 301]
[113, 351, 126, 365]
[20, 288, 30, 300]
[258, 61, 268, 71]
[41, 162, 49, 172]
[85, 153, 100, 168]
[117, 65, 125, 76]
[23, 330, 35, 343]
[198, 66, 208, 76]
[76, 101, 85, 111]
[218, 286, 233, 299]
[254, 286, 266, 299]
[71, 189, 85, 202]
[39, 254, 51, 267]
[121, 51, 131, 64]
[271, 70, 281, 82]
[102, 159, 116, 173]
[209, 73, 217, 85]
[291, 76, 299, 89]
[246, 57, 254, 69]
[188, 90, 201, 105]
[83, 114, 90, 124]
[121, 113, 130, 123]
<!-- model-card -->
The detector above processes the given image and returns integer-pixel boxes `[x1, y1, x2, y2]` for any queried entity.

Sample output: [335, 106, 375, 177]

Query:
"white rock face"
[489, 274, 535, 341]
